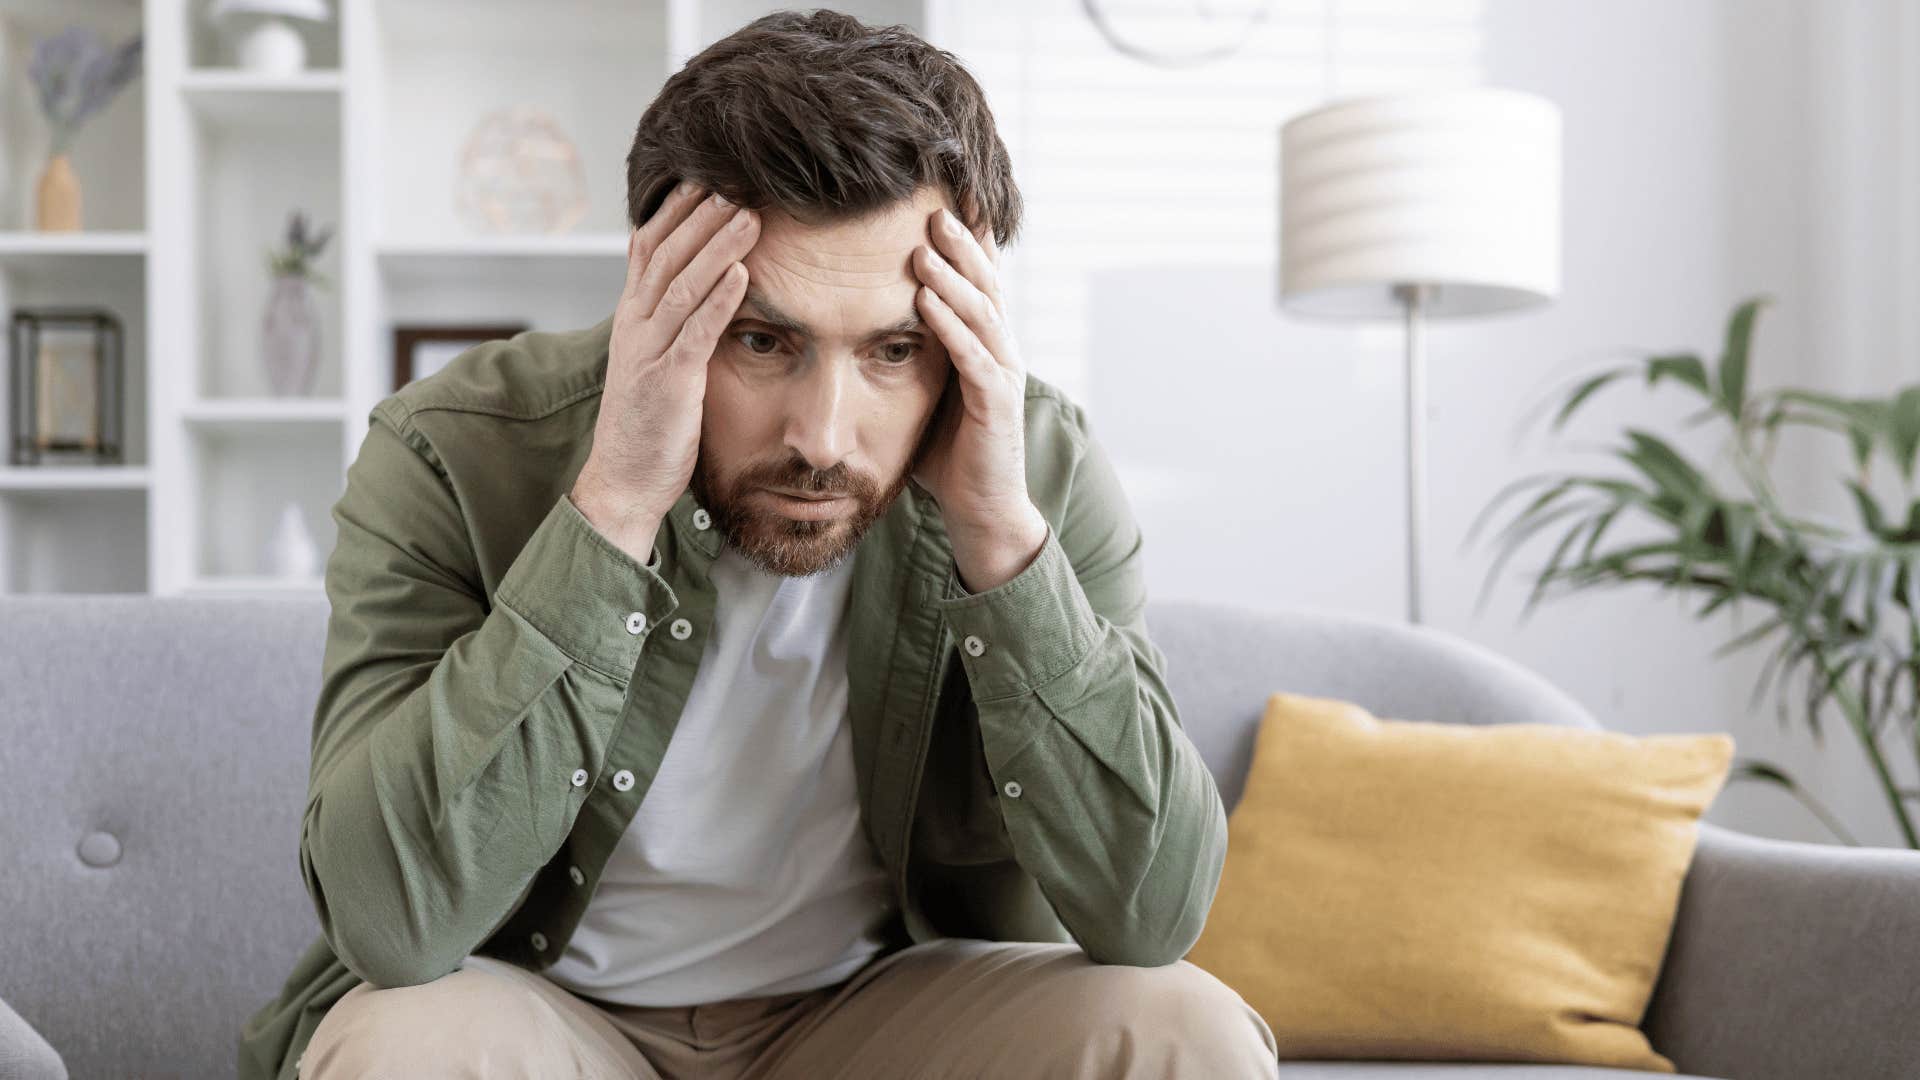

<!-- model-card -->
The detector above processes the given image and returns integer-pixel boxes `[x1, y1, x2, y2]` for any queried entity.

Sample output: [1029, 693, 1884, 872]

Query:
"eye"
[878, 341, 920, 365]
[736, 330, 781, 355]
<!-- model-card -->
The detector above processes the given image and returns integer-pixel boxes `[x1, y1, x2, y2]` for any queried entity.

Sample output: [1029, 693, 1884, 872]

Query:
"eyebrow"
[734, 287, 925, 341]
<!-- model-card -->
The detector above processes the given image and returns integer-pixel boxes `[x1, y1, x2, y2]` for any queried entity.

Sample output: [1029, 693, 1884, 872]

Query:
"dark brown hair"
[625, 9, 1022, 247]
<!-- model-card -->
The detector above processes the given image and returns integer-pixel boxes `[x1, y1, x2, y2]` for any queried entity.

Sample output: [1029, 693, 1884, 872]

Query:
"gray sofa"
[2, 594, 1917, 1080]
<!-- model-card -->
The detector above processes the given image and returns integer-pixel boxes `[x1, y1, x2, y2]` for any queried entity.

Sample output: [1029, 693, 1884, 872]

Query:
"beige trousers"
[299, 937, 1279, 1079]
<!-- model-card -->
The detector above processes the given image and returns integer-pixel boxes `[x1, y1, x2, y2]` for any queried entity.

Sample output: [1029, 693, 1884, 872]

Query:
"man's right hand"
[570, 181, 760, 563]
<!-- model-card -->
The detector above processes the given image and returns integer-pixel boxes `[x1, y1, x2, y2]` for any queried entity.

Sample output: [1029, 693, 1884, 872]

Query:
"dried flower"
[268, 209, 335, 284]
[29, 26, 143, 156]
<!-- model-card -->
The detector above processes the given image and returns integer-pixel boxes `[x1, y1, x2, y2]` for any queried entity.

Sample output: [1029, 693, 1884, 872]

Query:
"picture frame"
[392, 323, 529, 391]
[8, 307, 124, 467]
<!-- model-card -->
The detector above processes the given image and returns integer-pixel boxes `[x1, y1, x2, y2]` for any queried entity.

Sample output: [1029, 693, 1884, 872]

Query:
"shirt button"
[624, 611, 647, 635]
[670, 617, 693, 640]
[529, 931, 548, 952]
[570, 768, 589, 788]
[568, 865, 586, 886]
[612, 769, 635, 792]
[1003, 780, 1023, 799]
[964, 635, 986, 657]
[692, 508, 711, 530]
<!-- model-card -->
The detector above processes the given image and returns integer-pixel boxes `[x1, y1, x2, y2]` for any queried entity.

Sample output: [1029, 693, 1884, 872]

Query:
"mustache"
[739, 457, 878, 500]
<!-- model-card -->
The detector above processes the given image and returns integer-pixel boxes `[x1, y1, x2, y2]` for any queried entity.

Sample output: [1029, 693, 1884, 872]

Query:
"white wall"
[1077, 0, 1917, 848]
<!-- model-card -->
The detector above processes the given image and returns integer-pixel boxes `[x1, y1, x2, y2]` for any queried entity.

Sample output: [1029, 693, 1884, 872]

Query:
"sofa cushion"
[1184, 692, 1733, 1072]
[0, 993, 66, 1080]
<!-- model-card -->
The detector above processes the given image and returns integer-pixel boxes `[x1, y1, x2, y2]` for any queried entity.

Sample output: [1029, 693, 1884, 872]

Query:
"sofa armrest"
[0, 993, 66, 1080]
[1643, 821, 1920, 1080]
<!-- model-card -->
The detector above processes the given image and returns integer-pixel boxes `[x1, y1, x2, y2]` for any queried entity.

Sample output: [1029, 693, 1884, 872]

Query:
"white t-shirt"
[540, 543, 898, 1006]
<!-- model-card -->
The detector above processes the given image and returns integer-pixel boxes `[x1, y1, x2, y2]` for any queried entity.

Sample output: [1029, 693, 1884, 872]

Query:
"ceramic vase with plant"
[262, 210, 334, 396]
[28, 26, 143, 231]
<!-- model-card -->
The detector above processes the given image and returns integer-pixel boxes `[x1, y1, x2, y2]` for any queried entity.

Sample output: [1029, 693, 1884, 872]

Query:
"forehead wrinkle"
[753, 228, 915, 279]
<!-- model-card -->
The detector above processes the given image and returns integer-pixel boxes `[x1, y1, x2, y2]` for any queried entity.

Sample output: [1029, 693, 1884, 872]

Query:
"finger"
[664, 261, 750, 368]
[972, 220, 1001, 273]
[634, 192, 748, 320]
[929, 207, 1004, 318]
[916, 285, 1001, 401]
[623, 180, 709, 306]
[913, 243, 1015, 371]
[646, 206, 761, 350]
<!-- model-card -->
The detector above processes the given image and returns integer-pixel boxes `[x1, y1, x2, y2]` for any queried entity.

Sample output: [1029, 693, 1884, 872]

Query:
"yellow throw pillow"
[1185, 692, 1734, 1072]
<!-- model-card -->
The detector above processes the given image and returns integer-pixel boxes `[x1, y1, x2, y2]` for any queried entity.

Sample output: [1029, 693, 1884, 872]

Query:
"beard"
[690, 378, 954, 577]
[689, 444, 911, 578]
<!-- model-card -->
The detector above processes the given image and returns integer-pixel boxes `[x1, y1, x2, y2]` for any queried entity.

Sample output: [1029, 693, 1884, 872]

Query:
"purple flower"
[29, 26, 143, 154]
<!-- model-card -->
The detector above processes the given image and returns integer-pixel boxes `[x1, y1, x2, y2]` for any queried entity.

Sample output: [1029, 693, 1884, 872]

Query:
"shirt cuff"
[493, 491, 678, 683]
[927, 521, 1101, 704]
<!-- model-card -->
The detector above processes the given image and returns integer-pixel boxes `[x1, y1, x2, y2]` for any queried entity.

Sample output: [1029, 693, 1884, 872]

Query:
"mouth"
[760, 487, 852, 520]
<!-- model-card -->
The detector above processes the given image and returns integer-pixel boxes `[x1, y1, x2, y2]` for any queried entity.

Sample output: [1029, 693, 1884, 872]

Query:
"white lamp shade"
[207, 0, 331, 22]
[1279, 87, 1561, 321]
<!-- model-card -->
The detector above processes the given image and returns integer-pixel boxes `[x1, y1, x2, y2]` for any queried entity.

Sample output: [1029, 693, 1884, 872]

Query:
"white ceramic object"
[263, 501, 318, 580]
[234, 19, 307, 75]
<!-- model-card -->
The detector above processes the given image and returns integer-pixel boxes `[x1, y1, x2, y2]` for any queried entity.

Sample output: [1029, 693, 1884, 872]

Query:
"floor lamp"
[1277, 87, 1563, 625]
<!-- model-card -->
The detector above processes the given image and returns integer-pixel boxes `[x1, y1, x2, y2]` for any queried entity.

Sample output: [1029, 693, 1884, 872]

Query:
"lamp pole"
[1395, 282, 1433, 626]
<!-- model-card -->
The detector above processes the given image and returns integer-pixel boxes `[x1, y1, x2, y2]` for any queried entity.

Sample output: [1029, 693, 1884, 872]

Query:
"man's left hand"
[910, 206, 1048, 594]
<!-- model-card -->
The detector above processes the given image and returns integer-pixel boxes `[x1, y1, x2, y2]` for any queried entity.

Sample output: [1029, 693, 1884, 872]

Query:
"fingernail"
[941, 208, 960, 232]
[730, 209, 754, 231]
[677, 179, 696, 196]
[714, 192, 733, 208]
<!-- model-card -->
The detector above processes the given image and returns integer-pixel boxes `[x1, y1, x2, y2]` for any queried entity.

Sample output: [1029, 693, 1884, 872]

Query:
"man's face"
[689, 185, 955, 577]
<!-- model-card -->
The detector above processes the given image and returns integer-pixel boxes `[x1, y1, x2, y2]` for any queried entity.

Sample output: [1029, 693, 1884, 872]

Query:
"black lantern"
[9, 307, 124, 467]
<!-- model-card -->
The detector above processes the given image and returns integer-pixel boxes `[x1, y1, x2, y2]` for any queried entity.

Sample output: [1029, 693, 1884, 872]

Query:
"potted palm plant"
[1471, 295, 1920, 848]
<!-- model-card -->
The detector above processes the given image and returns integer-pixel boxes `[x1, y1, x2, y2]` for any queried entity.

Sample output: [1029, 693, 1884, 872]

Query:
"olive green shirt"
[237, 315, 1228, 1080]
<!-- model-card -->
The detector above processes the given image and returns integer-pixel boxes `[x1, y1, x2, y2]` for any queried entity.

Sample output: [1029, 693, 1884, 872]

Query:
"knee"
[1057, 959, 1278, 1074]
[299, 967, 572, 1078]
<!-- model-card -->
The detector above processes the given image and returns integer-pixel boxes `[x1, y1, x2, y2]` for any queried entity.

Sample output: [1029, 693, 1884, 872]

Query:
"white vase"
[235, 19, 308, 76]
[263, 501, 318, 580]
[261, 272, 320, 395]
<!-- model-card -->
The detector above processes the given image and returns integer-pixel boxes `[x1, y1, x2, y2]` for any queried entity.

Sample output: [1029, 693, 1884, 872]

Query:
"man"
[239, 10, 1278, 1078]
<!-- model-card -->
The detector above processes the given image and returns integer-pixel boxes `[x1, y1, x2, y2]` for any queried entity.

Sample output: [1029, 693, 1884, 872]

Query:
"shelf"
[180, 398, 348, 425]
[377, 234, 628, 258]
[183, 574, 326, 594]
[181, 69, 342, 129]
[0, 466, 151, 493]
[180, 69, 344, 92]
[0, 232, 149, 257]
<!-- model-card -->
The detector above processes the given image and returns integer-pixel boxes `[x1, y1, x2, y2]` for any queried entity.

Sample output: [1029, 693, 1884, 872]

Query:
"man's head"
[625, 10, 1021, 577]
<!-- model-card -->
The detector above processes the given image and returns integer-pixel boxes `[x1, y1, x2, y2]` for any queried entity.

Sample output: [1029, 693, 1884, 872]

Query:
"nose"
[783, 356, 855, 474]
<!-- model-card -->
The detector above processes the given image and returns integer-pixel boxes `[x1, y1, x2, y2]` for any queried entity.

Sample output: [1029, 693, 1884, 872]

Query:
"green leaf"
[1466, 473, 1572, 547]
[1620, 430, 1709, 498]
[1552, 367, 1632, 431]
[1777, 390, 1886, 471]
[1523, 515, 1595, 618]
[1724, 503, 1759, 571]
[1646, 353, 1711, 397]
[1892, 385, 1920, 483]
[1715, 612, 1786, 658]
[1846, 479, 1889, 537]
[1717, 295, 1770, 420]
[1728, 758, 1860, 845]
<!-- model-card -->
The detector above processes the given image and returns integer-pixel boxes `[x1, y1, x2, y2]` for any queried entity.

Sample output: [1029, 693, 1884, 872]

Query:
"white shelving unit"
[0, 0, 931, 595]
